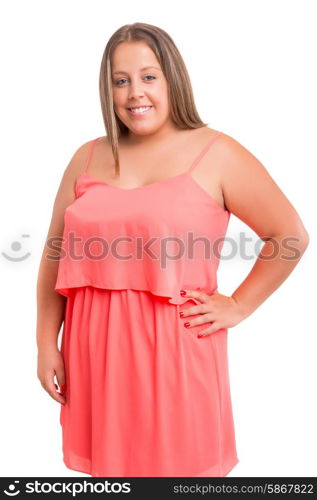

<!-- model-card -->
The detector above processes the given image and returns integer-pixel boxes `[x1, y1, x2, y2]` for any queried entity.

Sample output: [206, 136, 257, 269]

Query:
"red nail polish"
[197, 334, 203, 338]
[184, 322, 190, 328]
[179, 311, 184, 317]
[180, 290, 186, 296]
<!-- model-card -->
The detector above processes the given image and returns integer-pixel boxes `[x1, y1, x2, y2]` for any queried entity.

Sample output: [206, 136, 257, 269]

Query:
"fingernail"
[180, 290, 186, 296]
[197, 334, 203, 338]
[184, 322, 190, 328]
[179, 311, 184, 317]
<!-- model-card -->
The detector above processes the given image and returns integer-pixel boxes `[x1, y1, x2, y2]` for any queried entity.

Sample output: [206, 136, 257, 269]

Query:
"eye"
[114, 78, 127, 86]
[144, 75, 156, 81]
[113, 75, 156, 86]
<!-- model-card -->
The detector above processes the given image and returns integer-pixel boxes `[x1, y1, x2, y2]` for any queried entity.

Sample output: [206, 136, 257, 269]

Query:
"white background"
[0, 0, 315, 478]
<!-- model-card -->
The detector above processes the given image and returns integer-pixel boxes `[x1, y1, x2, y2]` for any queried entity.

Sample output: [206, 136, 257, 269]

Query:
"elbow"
[273, 225, 310, 255]
[294, 227, 310, 253]
[286, 217, 310, 252]
[301, 229, 310, 251]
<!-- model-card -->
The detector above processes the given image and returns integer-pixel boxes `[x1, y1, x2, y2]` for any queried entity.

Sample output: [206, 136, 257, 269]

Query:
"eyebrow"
[112, 66, 161, 75]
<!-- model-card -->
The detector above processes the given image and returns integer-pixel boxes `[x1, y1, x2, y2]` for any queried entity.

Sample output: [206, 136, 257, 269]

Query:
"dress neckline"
[78, 170, 187, 191]
[75, 130, 229, 212]
[76, 171, 229, 213]
[81, 131, 223, 188]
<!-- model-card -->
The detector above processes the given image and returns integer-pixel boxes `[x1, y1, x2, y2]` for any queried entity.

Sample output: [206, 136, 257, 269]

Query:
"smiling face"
[111, 41, 177, 141]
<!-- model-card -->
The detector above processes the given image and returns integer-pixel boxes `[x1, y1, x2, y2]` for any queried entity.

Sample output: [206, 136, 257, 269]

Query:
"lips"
[127, 106, 153, 117]
[127, 105, 152, 110]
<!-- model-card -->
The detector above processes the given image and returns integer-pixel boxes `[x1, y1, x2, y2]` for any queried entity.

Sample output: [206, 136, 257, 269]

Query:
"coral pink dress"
[55, 131, 239, 477]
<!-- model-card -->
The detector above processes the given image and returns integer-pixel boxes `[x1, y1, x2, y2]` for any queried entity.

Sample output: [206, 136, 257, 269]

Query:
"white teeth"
[128, 106, 152, 113]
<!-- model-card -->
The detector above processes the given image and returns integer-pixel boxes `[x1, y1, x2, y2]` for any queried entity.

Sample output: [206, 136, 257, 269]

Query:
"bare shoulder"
[63, 136, 110, 185]
[217, 131, 309, 239]
[44, 138, 101, 244]
[57, 138, 97, 196]
[95, 135, 110, 153]
[91, 135, 113, 167]
[71, 138, 103, 177]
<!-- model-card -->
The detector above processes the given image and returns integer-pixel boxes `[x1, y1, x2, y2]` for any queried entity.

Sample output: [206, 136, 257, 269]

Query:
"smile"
[127, 106, 153, 116]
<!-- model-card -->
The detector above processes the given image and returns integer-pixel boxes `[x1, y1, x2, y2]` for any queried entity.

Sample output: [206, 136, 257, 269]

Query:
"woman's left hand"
[179, 289, 247, 337]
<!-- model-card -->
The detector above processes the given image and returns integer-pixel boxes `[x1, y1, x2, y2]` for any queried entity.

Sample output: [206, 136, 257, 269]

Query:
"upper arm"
[219, 133, 310, 244]
[41, 140, 92, 261]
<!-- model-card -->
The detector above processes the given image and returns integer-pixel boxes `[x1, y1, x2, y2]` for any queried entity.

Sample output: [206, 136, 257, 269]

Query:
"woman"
[36, 22, 309, 477]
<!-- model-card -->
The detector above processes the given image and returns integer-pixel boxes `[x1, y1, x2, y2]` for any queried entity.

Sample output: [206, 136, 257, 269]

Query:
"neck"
[122, 122, 181, 149]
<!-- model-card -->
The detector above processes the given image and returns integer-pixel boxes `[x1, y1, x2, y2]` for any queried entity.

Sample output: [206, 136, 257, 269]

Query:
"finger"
[197, 322, 222, 337]
[55, 371, 66, 394]
[54, 382, 67, 394]
[183, 313, 215, 328]
[179, 303, 210, 318]
[180, 289, 209, 303]
[46, 375, 66, 404]
[60, 384, 67, 395]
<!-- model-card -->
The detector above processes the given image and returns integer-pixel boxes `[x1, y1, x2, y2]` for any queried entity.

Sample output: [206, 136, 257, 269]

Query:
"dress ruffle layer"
[55, 174, 230, 305]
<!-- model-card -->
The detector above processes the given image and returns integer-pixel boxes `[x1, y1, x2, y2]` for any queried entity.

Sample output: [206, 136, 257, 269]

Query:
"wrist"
[37, 340, 59, 353]
[230, 294, 252, 321]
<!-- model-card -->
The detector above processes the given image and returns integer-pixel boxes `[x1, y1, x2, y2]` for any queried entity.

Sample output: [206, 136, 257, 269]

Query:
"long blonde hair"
[99, 22, 208, 175]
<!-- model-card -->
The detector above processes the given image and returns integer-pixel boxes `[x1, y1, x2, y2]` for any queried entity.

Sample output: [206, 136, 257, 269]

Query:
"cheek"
[149, 84, 167, 107]
[156, 94, 169, 114]
[112, 90, 126, 108]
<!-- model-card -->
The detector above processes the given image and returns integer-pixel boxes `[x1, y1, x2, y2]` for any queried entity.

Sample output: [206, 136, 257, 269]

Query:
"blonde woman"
[36, 22, 309, 477]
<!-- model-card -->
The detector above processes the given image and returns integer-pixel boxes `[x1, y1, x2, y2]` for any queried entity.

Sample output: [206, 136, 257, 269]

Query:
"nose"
[128, 80, 145, 100]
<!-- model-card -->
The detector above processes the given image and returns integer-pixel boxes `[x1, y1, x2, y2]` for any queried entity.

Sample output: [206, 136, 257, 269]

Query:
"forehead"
[112, 42, 161, 74]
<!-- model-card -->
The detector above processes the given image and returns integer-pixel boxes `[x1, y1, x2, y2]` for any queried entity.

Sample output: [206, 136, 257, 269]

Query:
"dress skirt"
[59, 285, 239, 477]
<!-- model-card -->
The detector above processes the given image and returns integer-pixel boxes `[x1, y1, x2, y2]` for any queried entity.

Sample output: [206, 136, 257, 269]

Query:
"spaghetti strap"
[187, 131, 223, 174]
[83, 137, 102, 175]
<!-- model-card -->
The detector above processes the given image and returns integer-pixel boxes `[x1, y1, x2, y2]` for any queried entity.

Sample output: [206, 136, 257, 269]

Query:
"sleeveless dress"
[55, 131, 239, 477]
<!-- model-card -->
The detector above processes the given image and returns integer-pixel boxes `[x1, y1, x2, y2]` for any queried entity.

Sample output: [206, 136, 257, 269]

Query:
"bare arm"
[36, 139, 91, 403]
[220, 133, 310, 318]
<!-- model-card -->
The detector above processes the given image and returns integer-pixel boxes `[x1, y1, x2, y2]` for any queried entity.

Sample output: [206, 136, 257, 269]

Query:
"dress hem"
[55, 283, 218, 305]
[62, 455, 239, 478]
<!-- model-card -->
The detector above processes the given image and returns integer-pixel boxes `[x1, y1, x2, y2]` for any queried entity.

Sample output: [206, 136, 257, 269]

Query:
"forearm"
[230, 230, 309, 319]
[36, 257, 66, 351]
